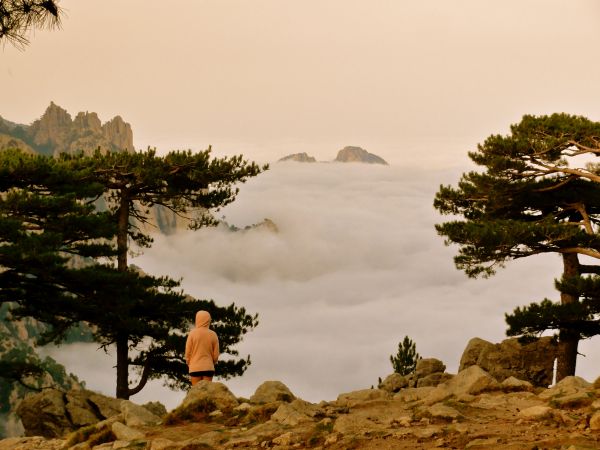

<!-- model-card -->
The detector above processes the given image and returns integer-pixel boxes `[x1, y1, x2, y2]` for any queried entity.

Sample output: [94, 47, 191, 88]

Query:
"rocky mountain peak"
[73, 111, 102, 134]
[278, 152, 317, 163]
[9, 103, 135, 156]
[335, 146, 388, 165]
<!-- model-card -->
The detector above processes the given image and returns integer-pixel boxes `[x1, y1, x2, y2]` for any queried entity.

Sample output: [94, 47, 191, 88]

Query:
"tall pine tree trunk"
[115, 194, 130, 399]
[556, 252, 580, 382]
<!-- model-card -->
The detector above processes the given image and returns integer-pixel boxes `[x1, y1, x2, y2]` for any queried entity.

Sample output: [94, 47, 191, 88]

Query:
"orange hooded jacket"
[185, 310, 220, 373]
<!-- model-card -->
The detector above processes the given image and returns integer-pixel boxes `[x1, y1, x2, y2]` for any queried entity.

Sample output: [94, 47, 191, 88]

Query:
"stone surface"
[120, 400, 161, 427]
[426, 403, 462, 420]
[142, 401, 167, 418]
[181, 381, 239, 412]
[271, 399, 318, 426]
[519, 405, 553, 420]
[336, 388, 390, 407]
[16, 389, 73, 438]
[539, 376, 592, 400]
[459, 337, 557, 387]
[333, 414, 385, 435]
[250, 381, 296, 404]
[589, 411, 600, 430]
[334, 146, 388, 164]
[111, 421, 145, 441]
[416, 372, 454, 388]
[15, 388, 136, 439]
[88, 393, 122, 419]
[394, 386, 436, 403]
[500, 376, 534, 392]
[148, 437, 178, 449]
[415, 358, 446, 378]
[452, 365, 500, 394]
[379, 373, 409, 393]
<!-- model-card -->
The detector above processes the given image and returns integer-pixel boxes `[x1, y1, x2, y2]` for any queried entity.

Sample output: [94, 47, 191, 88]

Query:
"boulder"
[250, 381, 296, 404]
[181, 381, 239, 412]
[64, 391, 100, 428]
[538, 376, 591, 401]
[459, 337, 557, 387]
[445, 365, 499, 396]
[422, 365, 499, 406]
[16, 389, 74, 438]
[426, 403, 463, 421]
[271, 400, 318, 426]
[15, 388, 137, 438]
[394, 386, 437, 403]
[415, 358, 446, 378]
[589, 411, 600, 430]
[87, 393, 122, 419]
[333, 415, 385, 435]
[141, 401, 167, 418]
[379, 373, 409, 393]
[336, 389, 390, 407]
[518, 405, 553, 420]
[111, 421, 145, 441]
[120, 400, 161, 427]
[500, 376, 534, 392]
[417, 372, 454, 388]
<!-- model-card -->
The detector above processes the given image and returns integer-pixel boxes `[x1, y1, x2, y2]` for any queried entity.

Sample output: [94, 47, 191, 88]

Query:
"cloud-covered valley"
[43, 162, 600, 409]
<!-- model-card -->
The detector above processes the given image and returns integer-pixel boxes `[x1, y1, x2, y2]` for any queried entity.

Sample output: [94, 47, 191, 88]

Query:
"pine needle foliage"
[0, 0, 63, 48]
[434, 113, 600, 380]
[0, 147, 266, 399]
[390, 336, 420, 376]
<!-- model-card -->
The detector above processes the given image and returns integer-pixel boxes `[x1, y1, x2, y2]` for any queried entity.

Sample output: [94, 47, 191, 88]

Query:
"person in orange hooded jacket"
[185, 310, 220, 385]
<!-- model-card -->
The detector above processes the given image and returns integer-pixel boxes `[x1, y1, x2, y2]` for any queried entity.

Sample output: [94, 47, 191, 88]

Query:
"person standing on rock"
[185, 310, 220, 386]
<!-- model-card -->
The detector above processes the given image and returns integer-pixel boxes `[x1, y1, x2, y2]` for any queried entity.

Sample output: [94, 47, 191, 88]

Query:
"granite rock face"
[3, 102, 134, 156]
[16, 389, 123, 438]
[459, 337, 558, 387]
[0, 303, 84, 438]
[334, 146, 388, 164]
[278, 152, 317, 163]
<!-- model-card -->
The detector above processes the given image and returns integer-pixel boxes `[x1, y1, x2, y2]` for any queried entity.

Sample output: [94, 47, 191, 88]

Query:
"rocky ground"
[3, 365, 600, 450]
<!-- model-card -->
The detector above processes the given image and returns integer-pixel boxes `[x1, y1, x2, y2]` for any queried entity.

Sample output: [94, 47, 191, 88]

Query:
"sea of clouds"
[42, 161, 600, 409]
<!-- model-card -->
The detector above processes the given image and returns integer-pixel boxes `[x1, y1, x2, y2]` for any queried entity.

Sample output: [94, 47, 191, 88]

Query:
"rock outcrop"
[334, 146, 388, 164]
[0, 304, 84, 438]
[1, 102, 134, 156]
[0, 135, 36, 154]
[8, 368, 600, 450]
[16, 388, 162, 438]
[250, 381, 296, 404]
[459, 336, 558, 387]
[278, 152, 317, 163]
[379, 357, 453, 393]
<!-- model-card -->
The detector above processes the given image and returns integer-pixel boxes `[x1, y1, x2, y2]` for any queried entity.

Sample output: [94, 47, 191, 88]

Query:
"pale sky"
[3, 1, 600, 165]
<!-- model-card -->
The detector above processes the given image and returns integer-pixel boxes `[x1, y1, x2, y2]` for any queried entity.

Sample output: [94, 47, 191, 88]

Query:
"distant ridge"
[277, 146, 388, 165]
[334, 146, 388, 165]
[0, 102, 134, 156]
[278, 152, 317, 163]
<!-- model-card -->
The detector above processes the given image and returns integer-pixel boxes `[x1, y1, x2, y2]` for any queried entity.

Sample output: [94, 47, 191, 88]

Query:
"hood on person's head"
[195, 310, 211, 328]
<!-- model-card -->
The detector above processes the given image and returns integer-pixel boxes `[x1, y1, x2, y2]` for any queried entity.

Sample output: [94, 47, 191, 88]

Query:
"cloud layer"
[44, 162, 600, 408]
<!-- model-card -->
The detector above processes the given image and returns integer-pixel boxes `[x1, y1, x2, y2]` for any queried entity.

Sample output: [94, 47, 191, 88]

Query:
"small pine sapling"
[390, 336, 420, 376]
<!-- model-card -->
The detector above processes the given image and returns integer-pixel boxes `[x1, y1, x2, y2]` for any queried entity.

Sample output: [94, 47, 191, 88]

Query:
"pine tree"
[0, 147, 267, 399]
[80, 148, 266, 398]
[390, 336, 420, 376]
[434, 114, 600, 380]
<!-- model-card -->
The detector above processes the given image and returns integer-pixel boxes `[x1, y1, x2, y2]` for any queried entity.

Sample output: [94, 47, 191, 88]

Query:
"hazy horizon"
[3, 1, 600, 166]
